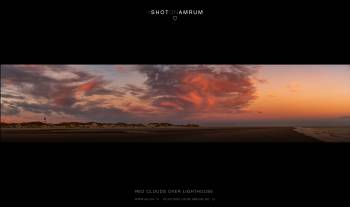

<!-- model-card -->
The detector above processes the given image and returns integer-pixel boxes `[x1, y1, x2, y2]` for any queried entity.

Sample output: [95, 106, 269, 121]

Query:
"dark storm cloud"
[1, 64, 259, 122]
[1, 65, 94, 100]
[137, 65, 258, 114]
[1, 65, 128, 120]
[1, 64, 123, 100]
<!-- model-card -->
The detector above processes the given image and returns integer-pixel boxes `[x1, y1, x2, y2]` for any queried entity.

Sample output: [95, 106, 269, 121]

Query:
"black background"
[3, 0, 349, 63]
[2, 0, 350, 206]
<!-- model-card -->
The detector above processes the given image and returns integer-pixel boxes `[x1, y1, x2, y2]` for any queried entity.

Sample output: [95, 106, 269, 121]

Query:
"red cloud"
[77, 80, 99, 93]
[158, 101, 184, 111]
[138, 65, 258, 116]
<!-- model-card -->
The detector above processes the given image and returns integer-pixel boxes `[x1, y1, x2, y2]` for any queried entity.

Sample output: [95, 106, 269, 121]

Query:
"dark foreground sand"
[1, 127, 319, 142]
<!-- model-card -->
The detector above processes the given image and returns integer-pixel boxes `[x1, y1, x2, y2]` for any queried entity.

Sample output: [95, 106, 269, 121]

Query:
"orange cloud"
[180, 91, 203, 109]
[179, 70, 256, 112]
[77, 80, 98, 93]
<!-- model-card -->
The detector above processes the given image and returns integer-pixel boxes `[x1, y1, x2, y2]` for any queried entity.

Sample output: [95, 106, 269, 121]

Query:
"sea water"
[294, 127, 350, 142]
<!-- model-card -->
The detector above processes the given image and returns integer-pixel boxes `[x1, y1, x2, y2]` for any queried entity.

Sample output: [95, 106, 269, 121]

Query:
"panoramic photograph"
[1, 64, 349, 142]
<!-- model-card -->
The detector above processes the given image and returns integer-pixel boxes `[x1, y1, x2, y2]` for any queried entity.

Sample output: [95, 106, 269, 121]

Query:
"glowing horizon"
[1, 65, 349, 126]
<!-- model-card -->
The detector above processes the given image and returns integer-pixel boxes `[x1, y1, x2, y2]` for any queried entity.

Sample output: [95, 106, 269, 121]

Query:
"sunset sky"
[1, 65, 349, 126]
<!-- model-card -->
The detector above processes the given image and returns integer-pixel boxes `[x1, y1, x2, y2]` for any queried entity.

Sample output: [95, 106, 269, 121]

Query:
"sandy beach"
[1, 127, 319, 142]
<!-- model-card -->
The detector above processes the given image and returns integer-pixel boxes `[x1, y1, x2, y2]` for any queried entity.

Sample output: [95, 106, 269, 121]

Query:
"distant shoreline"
[0, 122, 200, 129]
[1, 127, 319, 142]
[294, 127, 350, 142]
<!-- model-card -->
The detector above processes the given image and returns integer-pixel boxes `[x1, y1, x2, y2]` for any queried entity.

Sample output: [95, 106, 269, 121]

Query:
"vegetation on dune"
[0, 122, 199, 128]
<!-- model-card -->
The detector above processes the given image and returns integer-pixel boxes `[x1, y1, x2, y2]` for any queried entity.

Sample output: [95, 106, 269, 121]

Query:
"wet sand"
[1, 127, 319, 142]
